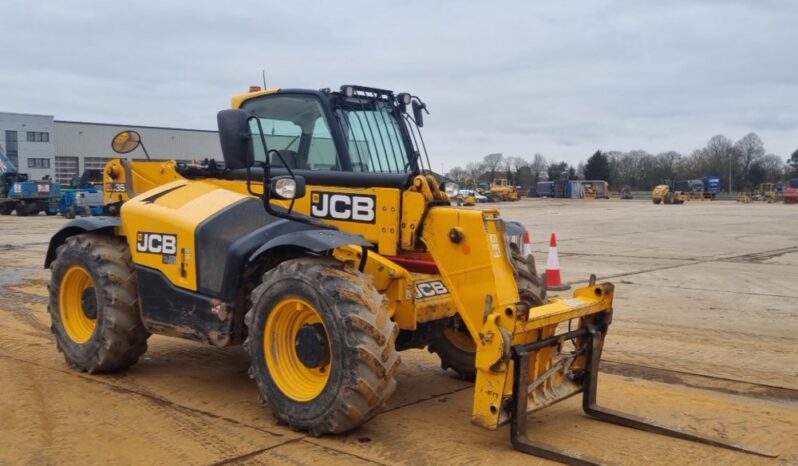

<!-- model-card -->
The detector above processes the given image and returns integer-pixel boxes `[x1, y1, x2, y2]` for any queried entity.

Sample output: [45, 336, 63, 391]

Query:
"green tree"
[790, 148, 798, 176]
[584, 150, 610, 181]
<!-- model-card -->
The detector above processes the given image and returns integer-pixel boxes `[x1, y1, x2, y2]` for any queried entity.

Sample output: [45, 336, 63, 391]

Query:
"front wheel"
[245, 258, 400, 435]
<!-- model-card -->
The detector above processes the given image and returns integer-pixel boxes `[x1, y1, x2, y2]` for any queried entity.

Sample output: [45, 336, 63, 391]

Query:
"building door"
[84, 157, 112, 171]
[55, 156, 79, 185]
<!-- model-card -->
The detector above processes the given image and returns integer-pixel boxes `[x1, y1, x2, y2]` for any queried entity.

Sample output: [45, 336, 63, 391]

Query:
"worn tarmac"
[1, 198, 797, 465]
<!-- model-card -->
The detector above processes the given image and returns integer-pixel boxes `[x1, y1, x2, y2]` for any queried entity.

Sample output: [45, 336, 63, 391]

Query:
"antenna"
[262, 69, 267, 89]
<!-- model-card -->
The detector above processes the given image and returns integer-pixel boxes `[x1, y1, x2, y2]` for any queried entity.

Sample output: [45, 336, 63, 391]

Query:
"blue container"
[536, 181, 554, 197]
[702, 176, 721, 194]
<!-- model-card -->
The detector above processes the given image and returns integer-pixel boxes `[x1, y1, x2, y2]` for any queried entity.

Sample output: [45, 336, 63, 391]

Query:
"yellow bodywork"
[651, 185, 687, 205]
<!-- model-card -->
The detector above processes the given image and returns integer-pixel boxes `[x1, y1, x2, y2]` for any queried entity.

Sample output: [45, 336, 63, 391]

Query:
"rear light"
[249, 85, 262, 92]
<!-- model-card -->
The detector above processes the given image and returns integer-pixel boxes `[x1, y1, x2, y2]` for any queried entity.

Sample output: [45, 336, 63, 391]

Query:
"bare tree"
[530, 153, 548, 183]
[704, 135, 736, 192]
[756, 154, 787, 182]
[482, 153, 504, 181]
[465, 161, 484, 182]
[734, 133, 765, 190]
[576, 161, 586, 180]
[504, 156, 527, 184]
[446, 166, 467, 182]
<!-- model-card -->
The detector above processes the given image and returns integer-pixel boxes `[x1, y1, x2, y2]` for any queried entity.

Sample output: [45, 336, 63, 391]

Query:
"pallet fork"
[509, 323, 777, 465]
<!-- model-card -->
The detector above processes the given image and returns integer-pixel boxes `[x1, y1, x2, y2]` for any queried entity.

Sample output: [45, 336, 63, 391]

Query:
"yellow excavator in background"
[490, 178, 520, 201]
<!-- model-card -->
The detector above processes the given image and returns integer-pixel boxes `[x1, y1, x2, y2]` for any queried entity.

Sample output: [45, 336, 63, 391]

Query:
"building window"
[27, 158, 51, 169]
[4, 130, 18, 167]
[26, 131, 50, 142]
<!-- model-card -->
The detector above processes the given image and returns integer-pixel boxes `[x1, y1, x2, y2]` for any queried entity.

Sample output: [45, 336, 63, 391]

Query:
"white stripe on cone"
[545, 232, 568, 289]
[523, 231, 532, 257]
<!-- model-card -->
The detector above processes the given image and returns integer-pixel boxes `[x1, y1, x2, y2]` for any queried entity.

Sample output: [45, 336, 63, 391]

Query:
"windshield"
[242, 91, 419, 174]
[337, 98, 411, 174]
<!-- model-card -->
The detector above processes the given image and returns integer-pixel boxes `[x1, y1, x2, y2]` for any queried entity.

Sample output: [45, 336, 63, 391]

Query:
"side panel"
[120, 180, 250, 291]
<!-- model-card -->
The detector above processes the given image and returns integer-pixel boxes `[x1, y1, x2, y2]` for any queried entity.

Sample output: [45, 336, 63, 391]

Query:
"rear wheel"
[48, 234, 149, 372]
[0, 203, 13, 215]
[245, 257, 400, 435]
[65, 206, 76, 219]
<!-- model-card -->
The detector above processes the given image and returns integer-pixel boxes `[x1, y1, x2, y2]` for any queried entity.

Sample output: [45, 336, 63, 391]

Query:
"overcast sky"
[2, 0, 796, 169]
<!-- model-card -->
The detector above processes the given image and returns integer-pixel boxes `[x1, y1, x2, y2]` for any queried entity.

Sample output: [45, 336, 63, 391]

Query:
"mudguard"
[44, 216, 121, 268]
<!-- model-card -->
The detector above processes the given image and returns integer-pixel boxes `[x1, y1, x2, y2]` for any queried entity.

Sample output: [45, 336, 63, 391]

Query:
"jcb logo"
[310, 192, 376, 223]
[415, 280, 449, 299]
[136, 232, 177, 255]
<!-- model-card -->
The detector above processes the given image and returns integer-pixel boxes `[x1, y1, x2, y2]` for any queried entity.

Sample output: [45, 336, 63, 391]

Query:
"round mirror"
[111, 130, 142, 154]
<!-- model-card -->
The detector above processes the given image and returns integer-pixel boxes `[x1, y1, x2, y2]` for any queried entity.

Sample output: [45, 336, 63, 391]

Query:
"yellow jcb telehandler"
[45, 85, 770, 463]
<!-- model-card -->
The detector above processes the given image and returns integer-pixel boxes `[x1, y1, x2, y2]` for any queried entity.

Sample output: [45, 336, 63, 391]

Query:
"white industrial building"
[1, 111, 221, 185]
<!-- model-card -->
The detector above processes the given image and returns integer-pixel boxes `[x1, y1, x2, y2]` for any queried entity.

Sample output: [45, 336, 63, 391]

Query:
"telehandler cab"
[45, 85, 771, 464]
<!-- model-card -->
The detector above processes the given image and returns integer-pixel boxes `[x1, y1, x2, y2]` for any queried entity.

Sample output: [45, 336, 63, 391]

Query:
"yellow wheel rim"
[264, 298, 331, 402]
[59, 266, 97, 344]
[444, 326, 476, 353]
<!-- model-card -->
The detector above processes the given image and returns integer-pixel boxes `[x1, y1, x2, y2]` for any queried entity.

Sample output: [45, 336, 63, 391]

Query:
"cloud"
[1, 0, 796, 168]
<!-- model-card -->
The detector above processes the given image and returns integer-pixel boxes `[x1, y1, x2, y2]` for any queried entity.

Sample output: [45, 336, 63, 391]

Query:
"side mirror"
[412, 100, 425, 127]
[111, 130, 142, 154]
[217, 109, 254, 169]
[270, 175, 306, 200]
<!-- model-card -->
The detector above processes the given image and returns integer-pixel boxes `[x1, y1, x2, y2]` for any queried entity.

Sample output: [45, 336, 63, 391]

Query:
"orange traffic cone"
[522, 231, 532, 257]
[545, 233, 570, 291]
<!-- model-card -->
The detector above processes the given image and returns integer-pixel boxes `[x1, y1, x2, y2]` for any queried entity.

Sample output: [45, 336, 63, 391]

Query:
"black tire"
[15, 201, 29, 216]
[652, 198, 661, 205]
[665, 192, 674, 205]
[244, 257, 400, 435]
[48, 234, 150, 373]
[80, 206, 91, 217]
[427, 318, 477, 380]
[65, 206, 76, 219]
[429, 246, 545, 380]
[0, 203, 13, 215]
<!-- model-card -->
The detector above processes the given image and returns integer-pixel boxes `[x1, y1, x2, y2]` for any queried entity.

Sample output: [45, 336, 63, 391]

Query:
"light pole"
[728, 150, 733, 194]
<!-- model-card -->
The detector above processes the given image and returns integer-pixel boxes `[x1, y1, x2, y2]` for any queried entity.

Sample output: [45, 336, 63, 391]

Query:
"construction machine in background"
[620, 186, 633, 199]
[490, 178, 520, 201]
[44, 85, 772, 463]
[580, 183, 597, 200]
[738, 182, 778, 204]
[0, 144, 60, 216]
[651, 178, 687, 205]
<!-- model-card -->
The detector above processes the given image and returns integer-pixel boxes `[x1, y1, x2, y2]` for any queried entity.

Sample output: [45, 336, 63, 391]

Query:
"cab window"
[244, 94, 341, 171]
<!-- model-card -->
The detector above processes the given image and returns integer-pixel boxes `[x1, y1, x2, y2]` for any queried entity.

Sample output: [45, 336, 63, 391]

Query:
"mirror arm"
[139, 141, 151, 160]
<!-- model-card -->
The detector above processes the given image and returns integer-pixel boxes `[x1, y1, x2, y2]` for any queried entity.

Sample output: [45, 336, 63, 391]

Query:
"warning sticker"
[488, 234, 502, 258]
